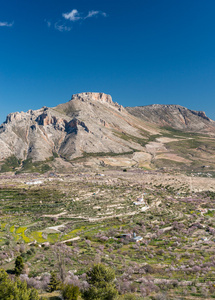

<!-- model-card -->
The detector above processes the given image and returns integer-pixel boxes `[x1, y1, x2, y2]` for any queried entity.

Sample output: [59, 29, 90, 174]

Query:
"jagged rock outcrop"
[0, 92, 157, 162]
[126, 104, 215, 133]
[71, 92, 113, 104]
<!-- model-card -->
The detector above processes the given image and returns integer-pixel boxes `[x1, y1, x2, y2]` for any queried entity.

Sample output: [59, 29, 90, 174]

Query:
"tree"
[14, 255, 24, 276]
[0, 268, 39, 300]
[82, 263, 118, 300]
[52, 244, 68, 282]
[87, 263, 115, 286]
[61, 284, 80, 300]
[48, 272, 61, 292]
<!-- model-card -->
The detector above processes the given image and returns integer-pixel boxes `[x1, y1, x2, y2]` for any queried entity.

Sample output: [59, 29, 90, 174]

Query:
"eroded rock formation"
[0, 93, 155, 161]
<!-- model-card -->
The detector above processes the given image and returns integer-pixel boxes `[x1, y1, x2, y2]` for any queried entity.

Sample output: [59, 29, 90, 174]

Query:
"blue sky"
[1, 0, 215, 124]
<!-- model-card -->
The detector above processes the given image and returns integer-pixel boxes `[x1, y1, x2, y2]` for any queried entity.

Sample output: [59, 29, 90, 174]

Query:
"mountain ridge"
[1, 92, 215, 172]
[126, 104, 215, 133]
[0, 92, 157, 162]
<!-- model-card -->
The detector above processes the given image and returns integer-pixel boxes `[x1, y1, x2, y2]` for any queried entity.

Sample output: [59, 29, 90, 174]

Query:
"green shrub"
[53, 152, 59, 158]
[48, 272, 61, 292]
[0, 155, 21, 172]
[0, 269, 39, 299]
[87, 263, 115, 285]
[61, 284, 80, 300]
[14, 255, 24, 276]
[82, 263, 118, 300]
[20, 158, 51, 173]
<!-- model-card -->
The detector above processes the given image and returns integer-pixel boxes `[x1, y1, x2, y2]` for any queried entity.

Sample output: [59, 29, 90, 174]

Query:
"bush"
[123, 294, 142, 300]
[61, 284, 80, 300]
[53, 152, 59, 158]
[0, 155, 21, 172]
[87, 263, 115, 285]
[83, 283, 118, 300]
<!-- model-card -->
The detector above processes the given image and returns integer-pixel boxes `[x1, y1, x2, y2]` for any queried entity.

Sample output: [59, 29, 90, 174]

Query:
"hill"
[126, 104, 215, 134]
[1, 93, 215, 173]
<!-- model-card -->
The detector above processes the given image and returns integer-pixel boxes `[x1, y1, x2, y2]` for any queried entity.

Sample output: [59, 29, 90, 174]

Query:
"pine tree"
[48, 272, 61, 292]
[14, 255, 24, 276]
[82, 263, 118, 300]
[0, 269, 39, 300]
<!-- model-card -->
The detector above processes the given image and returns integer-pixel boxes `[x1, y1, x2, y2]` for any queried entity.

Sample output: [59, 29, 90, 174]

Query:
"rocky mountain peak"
[70, 92, 124, 112]
[71, 92, 113, 104]
[0, 92, 152, 162]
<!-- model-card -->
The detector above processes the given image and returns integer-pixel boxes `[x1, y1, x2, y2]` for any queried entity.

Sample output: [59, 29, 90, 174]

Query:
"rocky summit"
[0, 93, 158, 162]
[1, 92, 215, 172]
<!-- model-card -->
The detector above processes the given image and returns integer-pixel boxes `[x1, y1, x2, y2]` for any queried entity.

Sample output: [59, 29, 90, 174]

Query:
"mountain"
[126, 104, 215, 134]
[0, 93, 158, 162]
[1, 93, 215, 172]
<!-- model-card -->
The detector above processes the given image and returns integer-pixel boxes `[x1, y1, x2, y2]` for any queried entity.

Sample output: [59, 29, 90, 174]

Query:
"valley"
[0, 168, 215, 299]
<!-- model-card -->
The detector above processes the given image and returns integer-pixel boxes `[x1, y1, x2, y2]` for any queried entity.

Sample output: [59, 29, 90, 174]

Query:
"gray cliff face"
[126, 104, 215, 133]
[0, 93, 155, 162]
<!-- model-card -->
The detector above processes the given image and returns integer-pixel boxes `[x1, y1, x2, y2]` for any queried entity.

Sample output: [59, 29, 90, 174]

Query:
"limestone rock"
[1, 93, 215, 170]
[0, 92, 156, 162]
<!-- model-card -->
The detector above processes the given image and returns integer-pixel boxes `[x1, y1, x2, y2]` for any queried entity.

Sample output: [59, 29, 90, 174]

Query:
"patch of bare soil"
[155, 153, 192, 163]
[145, 142, 167, 153]
[155, 137, 183, 143]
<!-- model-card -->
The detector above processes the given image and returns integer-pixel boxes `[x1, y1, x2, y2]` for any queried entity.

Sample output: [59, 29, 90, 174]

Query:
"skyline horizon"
[1, 90, 214, 125]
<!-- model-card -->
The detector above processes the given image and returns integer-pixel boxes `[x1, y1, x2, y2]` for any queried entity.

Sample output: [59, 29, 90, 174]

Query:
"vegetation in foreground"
[0, 169, 215, 299]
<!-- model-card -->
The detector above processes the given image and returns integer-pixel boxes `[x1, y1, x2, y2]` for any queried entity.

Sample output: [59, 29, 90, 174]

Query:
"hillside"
[1, 93, 215, 173]
[0, 93, 158, 162]
[126, 104, 215, 134]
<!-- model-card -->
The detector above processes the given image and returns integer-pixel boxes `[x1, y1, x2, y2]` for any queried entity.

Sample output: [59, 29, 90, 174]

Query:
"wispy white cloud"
[62, 9, 81, 22]
[44, 19, 51, 28]
[62, 9, 107, 22]
[54, 9, 107, 32]
[54, 22, 72, 32]
[85, 10, 107, 19]
[0, 21, 14, 27]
